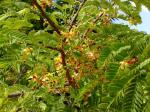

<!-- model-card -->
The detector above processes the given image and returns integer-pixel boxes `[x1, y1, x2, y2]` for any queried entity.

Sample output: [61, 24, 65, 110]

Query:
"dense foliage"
[0, 0, 150, 112]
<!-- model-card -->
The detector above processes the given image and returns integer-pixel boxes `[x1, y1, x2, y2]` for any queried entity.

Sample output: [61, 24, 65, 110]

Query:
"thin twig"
[45, 45, 62, 52]
[93, 12, 104, 24]
[81, 12, 104, 39]
[26, 42, 62, 52]
[69, 0, 87, 31]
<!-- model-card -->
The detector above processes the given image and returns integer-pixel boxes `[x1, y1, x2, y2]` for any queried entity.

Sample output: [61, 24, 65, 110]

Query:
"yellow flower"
[119, 61, 128, 70]
[61, 31, 76, 39]
[86, 51, 98, 61]
[54, 55, 63, 71]
[22, 48, 33, 54]
[22, 48, 33, 60]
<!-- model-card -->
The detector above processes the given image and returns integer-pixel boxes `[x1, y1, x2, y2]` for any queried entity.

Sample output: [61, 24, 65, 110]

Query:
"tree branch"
[32, 0, 61, 35]
[32, 0, 77, 88]
[60, 50, 78, 88]
[69, 0, 87, 31]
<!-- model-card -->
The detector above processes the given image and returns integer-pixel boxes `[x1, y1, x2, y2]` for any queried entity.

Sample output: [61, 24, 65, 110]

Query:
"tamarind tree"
[0, 0, 150, 112]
